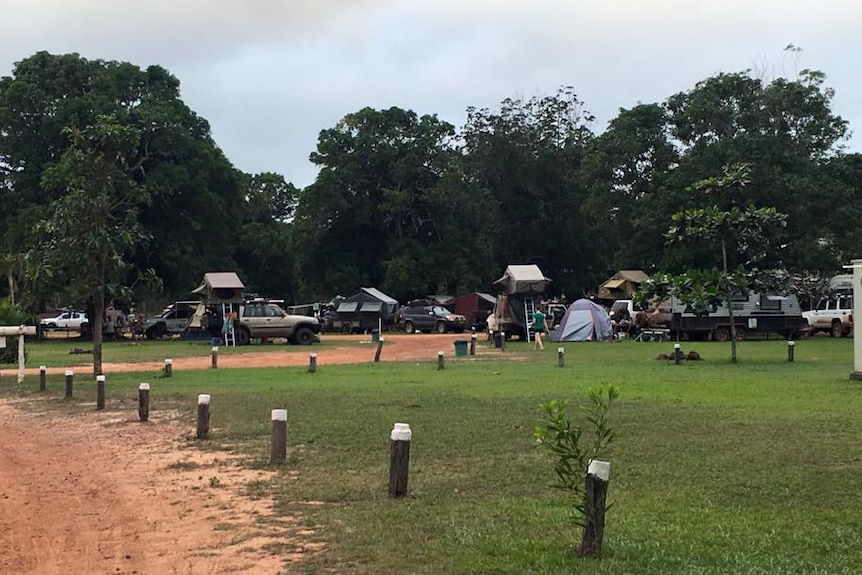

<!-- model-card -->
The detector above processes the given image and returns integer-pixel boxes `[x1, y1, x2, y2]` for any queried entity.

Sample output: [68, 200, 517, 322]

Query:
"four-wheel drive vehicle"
[803, 294, 853, 337]
[235, 301, 321, 345]
[398, 304, 466, 334]
[40, 311, 89, 330]
[144, 301, 200, 339]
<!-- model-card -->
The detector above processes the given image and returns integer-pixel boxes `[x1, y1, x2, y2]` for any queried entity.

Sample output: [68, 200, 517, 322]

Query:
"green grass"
[4, 336, 862, 574]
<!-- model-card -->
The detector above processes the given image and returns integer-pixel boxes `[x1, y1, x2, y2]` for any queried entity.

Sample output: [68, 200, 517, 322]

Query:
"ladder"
[524, 297, 536, 342]
[222, 303, 236, 346]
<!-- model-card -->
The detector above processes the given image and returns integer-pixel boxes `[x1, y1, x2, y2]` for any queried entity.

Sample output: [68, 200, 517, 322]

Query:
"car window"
[840, 296, 853, 310]
[817, 299, 829, 311]
[265, 305, 282, 318]
[432, 307, 449, 317]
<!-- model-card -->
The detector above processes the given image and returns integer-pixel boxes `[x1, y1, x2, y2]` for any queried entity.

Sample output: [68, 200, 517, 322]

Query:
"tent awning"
[602, 279, 626, 289]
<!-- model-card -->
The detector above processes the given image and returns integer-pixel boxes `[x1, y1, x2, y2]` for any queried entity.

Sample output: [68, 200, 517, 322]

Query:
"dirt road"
[0, 334, 483, 574]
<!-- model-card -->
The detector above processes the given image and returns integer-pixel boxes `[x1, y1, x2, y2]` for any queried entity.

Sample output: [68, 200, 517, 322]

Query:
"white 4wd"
[803, 295, 853, 337]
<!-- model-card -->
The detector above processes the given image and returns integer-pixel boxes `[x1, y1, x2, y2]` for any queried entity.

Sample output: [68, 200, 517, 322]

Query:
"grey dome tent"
[551, 299, 613, 342]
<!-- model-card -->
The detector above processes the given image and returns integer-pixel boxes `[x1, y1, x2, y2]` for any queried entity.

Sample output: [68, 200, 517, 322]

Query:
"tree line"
[1, 50, 859, 317]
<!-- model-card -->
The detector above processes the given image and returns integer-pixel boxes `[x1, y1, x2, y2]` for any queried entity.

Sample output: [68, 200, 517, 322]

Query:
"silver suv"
[803, 294, 853, 337]
[144, 301, 200, 339]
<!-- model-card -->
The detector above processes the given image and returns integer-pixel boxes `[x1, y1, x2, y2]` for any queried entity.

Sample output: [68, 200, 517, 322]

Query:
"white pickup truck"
[803, 294, 853, 337]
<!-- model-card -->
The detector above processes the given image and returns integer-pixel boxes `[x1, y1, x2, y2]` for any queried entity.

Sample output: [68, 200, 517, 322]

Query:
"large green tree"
[293, 106, 493, 301]
[460, 87, 600, 297]
[0, 51, 242, 306]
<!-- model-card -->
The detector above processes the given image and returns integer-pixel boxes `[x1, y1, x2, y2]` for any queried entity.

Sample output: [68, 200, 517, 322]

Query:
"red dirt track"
[0, 333, 489, 574]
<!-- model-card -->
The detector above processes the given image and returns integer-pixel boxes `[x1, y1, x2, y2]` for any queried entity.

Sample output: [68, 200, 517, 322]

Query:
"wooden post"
[470, 332, 477, 356]
[138, 383, 150, 422]
[437, 350, 444, 370]
[17, 326, 25, 383]
[270, 409, 288, 463]
[309, 353, 317, 373]
[557, 347, 565, 368]
[501, 331, 506, 352]
[164, 358, 173, 377]
[788, 340, 795, 362]
[674, 343, 682, 365]
[39, 366, 47, 391]
[96, 375, 106, 410]
[64, 370, 73, 399]
[211, 346, 218, 369]
[196, 394, 210, 439]
[388, 423, 412, 498]
[374, 337, 384, 363]
[580, 459, 611, 557]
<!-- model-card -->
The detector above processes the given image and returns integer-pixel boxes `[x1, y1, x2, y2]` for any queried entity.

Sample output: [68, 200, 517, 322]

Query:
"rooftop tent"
[494, 265, 551, 295]
[551, 299, 613, 342]
[191, 272, 245, 304]
[598, 270, 650, 300]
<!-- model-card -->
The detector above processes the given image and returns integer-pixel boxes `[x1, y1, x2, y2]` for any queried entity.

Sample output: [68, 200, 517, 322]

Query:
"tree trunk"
[722, 241, 738, 364]
[92, 292, 104, 377]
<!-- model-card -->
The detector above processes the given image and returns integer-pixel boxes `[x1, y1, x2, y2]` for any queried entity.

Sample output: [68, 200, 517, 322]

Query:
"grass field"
[4, 336, 862, 574]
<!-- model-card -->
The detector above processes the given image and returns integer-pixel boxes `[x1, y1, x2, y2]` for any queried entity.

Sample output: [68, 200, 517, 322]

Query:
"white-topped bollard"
[557, 347, 565, 368]
[164, 358, 173, 377]
[388, 423, 412, 498]
[138, 383, 150, 422]
[64, 370, 74, 399]
[374, 336, 385, 362]
[674, 343, 682, 365]
[309, 352, 317, 373]
[581, 459, 611, 557]
[197, 394, 211, 439]
[271, 408, 288, 462]
[211, 346, 219, 369]
[96, 374, 106, 410]
[39, 365, 47, 391]
[788, 340, 795, 362]
[437, 350, 445, 370]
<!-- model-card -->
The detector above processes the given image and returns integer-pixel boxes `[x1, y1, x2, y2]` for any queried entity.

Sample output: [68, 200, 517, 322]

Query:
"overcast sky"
[1, 0, 859, 187]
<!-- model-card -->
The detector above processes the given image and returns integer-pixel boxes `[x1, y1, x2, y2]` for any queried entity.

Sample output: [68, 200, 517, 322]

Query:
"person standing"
[531, 302, 549, 351]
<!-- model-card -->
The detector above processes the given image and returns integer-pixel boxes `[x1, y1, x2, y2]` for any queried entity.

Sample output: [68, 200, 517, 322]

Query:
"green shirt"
[531, 310, 548, 332]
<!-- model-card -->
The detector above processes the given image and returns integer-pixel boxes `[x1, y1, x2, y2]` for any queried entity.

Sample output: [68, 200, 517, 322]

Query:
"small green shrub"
[535, 385, 619, 523]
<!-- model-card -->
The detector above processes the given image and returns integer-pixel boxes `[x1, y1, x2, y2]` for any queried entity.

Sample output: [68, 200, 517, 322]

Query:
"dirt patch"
[0, 333, 493, 574]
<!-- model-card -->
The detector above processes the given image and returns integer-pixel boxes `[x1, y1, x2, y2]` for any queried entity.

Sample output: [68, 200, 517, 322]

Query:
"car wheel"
[293, 327, 315, 346]
[44, 322, 57, 329]
[405, 321, 415, 334]
[436, 321, 447, 334]
[145, 326, 160, 340]
[236, 327, 251, 346]
[831, 321, 844, 338]
[341, 323, 353, 334]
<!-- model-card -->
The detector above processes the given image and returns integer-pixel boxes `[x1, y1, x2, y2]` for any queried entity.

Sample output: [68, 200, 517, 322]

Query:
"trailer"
[661, 292, 805, 341]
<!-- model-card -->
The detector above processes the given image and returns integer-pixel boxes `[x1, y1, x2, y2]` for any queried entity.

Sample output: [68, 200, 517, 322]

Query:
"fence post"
[39, 366, 47, 391]
[96, 374, 106, 410]
[64, 370, 73, 399]
[674, 343, 682, 365]
[580, 459, 611, 557]
[270, 409, 288, 463]
[138, 383, 150, 422]
[470, 330, 477, 356]
[557, 347, 565, 368]
[437, 350, 445, 370]
[164, 358, 173, 377]
[388, 423, 412, 498]
[374, 337, 384, 363]
[787, 340, 795, 362]
[309, 353, 317, 373]
[501, 331, 506, 352]
[196, 394, 211, 439]
[211, 346, 218, 369]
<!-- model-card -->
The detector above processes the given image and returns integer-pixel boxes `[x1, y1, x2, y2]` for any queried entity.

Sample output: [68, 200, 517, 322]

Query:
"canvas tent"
[333, 287, 399, 332]
[494, 265, 551, 295]
[551, 299, 613, 342]
[191, 272, 245, 304]
[598, 270, 649, 301]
